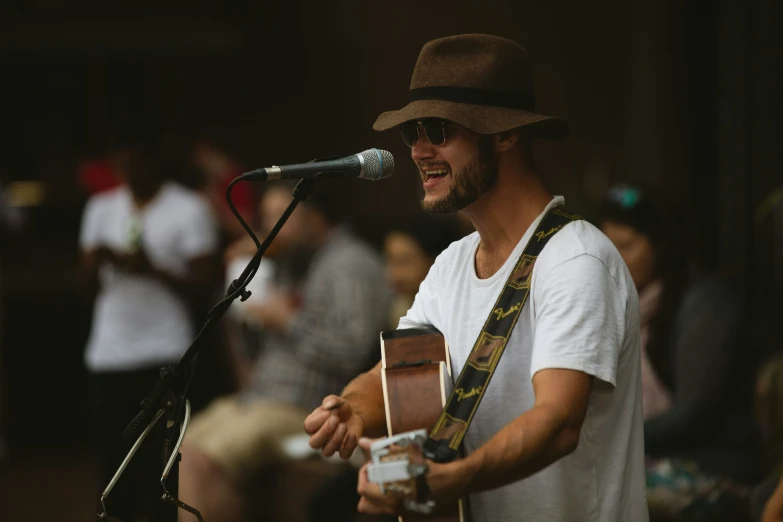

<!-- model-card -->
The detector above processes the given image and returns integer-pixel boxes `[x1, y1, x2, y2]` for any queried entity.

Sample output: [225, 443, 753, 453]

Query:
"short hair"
[596, 184, 670, 248]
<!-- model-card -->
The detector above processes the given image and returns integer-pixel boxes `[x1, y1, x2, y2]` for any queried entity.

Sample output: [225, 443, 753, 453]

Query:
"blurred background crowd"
[0, 1, 781, 522]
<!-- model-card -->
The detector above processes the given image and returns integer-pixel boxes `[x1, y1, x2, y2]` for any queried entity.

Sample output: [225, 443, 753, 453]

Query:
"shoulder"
[161, 183, 212, 216]
[535, 219, 628, 289]
[83, 186, 127, 216]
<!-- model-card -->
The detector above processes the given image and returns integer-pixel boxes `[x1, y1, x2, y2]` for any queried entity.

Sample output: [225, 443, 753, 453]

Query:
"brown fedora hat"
[373, 34, 569, 139]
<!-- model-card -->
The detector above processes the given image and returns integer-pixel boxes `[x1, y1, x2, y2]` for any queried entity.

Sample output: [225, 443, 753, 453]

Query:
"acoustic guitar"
[367, 326, 466, 522]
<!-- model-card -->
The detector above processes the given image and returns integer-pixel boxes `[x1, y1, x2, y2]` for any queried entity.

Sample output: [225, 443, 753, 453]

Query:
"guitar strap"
[424, 204, 581, 463]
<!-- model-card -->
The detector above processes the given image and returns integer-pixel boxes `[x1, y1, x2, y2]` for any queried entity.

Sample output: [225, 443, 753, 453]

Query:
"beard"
[421, 136, 498, 214]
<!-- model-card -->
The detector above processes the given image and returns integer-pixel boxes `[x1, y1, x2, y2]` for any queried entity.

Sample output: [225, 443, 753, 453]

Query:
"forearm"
[81, 248, 112, 294]
[153, 269, 201, 300]
[457, 403, 581, 495]
[341, 366, 388, 438]
[82, 262, 100, 294]
[152, 256, 214, 302]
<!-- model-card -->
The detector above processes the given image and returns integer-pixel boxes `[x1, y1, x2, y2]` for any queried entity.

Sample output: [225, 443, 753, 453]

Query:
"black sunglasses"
[400, 119, 454, 147]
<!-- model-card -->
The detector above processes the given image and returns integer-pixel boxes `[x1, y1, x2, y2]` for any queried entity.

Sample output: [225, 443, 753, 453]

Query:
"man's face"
[409, 121, 498, 214]
[260, 188, 306, 250]
[601, 220, 657, 290]
[383, 231, 433, 299]
[109, 147, 158, 195]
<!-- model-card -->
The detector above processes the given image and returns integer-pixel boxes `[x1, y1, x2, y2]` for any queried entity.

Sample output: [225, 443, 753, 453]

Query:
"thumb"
[321, 395, 344, 410]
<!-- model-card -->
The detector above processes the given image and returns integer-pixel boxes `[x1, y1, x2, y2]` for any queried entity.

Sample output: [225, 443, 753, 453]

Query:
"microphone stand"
[97, 178, 316, 522]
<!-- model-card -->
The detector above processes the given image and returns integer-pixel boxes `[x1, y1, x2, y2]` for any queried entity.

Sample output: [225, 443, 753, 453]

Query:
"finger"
[357, 464, 383, 498]
[303, 408, 330, 434]
[357, 468, 395, 514]
[339, 433, 357, 460]
[321, 395, 345, 410]
[308, 413, 339, 449]
[324, 397, 353, 424]
[358, 496, 395, 515]
[356, 463, 370, 493]
[336, 401, 354, 422]
[322, 422, 347, 457]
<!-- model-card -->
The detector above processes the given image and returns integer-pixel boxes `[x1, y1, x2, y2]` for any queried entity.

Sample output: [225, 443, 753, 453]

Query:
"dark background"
[0, 0, 780, 520]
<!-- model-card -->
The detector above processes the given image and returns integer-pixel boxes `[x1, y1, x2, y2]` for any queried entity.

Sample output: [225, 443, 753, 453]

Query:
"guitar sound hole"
[392, 359, 433, 368]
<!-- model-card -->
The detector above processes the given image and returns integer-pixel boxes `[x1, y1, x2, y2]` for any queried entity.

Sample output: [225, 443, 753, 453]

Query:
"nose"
[411, 129, 437, 163]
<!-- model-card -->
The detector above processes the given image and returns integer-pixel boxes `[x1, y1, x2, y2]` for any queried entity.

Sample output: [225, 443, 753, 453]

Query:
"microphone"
[244, 148, 394, 182]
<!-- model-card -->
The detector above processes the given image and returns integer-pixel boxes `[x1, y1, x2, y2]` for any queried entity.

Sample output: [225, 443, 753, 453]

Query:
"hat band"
[408, 86, 535, 111]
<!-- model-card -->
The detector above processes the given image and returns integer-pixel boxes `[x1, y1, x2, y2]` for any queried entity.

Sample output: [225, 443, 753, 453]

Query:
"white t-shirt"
[399, 196, 648, 522]
[79, 183, 218, 372]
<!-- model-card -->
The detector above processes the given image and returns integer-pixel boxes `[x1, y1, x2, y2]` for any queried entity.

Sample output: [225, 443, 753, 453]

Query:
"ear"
[492, 129, 520, 152]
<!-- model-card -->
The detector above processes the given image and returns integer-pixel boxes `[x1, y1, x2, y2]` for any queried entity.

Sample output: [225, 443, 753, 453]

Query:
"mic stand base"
[98, 408, 166, 520]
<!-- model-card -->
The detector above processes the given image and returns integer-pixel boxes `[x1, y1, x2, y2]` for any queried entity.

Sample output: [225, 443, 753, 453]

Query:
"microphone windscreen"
[359, 149, 394, 180]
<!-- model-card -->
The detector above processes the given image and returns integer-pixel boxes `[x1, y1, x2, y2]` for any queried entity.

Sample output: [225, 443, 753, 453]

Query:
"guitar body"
[380, 327, 466, 522]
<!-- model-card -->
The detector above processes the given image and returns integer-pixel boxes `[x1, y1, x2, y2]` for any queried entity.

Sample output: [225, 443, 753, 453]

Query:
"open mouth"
[421, 168, 449, 182]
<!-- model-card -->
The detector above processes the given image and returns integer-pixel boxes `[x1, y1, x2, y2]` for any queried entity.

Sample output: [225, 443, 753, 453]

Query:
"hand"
[304, 395, 364, 459]
[245, 289, 296, 332]
[355, 437, 469, 516]
[356, 437, 403, 515]
[762, 476, 783, 522]
[224, 235, 258, 264]
[94, 246, 119, 265]
[118, 248, 156, 275]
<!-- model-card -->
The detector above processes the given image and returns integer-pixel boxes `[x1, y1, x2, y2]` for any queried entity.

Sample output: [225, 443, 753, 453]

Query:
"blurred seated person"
[598, 184, 760, 521]
[192, 136, 256, 241]
[178, 182, 392, 522]
[80, 134, 218, 521]
[384, 214, 463, 327]
[221, 185, 313, 387]
[746, 185, 783, 522]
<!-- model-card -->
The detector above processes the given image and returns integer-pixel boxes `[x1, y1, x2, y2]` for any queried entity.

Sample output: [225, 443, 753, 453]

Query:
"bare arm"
[340, 361, 387, 438]
[150, 253, 215, 302]
[356, 367, 595, 515]
[119, 248, 215, 303]
[432, 368, 593, 498]
[80, 246, 117, 294]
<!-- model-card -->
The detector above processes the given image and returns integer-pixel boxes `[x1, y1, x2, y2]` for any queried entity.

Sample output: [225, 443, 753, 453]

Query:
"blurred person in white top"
[79, 134, 218, 521]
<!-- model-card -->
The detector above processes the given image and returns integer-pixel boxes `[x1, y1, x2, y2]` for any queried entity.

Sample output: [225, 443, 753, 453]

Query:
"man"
[305, 34, 649, 521]
[80, 136, 218, 521]
[178, 183, 391, 522]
